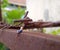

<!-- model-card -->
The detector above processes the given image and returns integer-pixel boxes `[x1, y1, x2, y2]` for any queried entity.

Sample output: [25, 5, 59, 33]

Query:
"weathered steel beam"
[24, 11, 29, 18]
[0, 29, 60, 50]
[0, 21, 60, 30]
[14, 19, 32, 23]
[24, 21, 60, 28]
[9, 21, 60, 29]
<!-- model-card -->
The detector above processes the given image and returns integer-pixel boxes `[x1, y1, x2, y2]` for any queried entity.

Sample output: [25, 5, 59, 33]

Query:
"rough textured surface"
[0, 29, 60, 50]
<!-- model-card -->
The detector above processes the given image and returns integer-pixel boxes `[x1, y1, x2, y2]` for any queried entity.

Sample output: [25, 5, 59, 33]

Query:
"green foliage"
[1, 0, 9, 8]
[0, 42, 10, 50]
[44, 28, 60, 35]
[2, 7, 25, 25]
[7, 8, 25, 19]
[50, 29, 60, 35]
[43, 29, 46, 32]
[51, 30, 57, 35]
[57, 29, 60, 33]
[1, 0, 25, 25]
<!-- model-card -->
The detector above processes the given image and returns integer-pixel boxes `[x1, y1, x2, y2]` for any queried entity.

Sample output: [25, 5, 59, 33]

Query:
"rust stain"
[0, 29, 60, 50]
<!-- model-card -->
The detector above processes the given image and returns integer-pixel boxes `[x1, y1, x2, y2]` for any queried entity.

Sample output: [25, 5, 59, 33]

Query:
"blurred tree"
[1, 0, 9, 8]
[1, 0, 25, 25]
[0, 0, 9, 21]
[5, 7, 25, 25]
[0, 0, 2, 21]
[0, 42, 10, 50]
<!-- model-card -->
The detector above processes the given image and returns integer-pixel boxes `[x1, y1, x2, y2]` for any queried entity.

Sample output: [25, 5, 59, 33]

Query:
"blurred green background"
[2, 0, 25, 25]
[1, 0, 60, 36]
[0, 42, 10, 50]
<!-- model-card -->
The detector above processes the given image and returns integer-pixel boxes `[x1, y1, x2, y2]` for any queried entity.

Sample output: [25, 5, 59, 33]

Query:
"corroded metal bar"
[24, 11, 29, 18]
[0, 21, 60, 29]
[0, 29, 60, 50]
[14, 19, 32, 23]
[8, 21, 60, 29]
[24, 21, 60, 28]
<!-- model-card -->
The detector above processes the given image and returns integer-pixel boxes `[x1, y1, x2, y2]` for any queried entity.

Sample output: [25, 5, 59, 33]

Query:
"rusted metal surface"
[9, 21, 60, 29]
[0, 29, 60, 50]
[14, 19, 32, 23]
[1, 10, 60, 29]
[14, 13, 60, 29]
